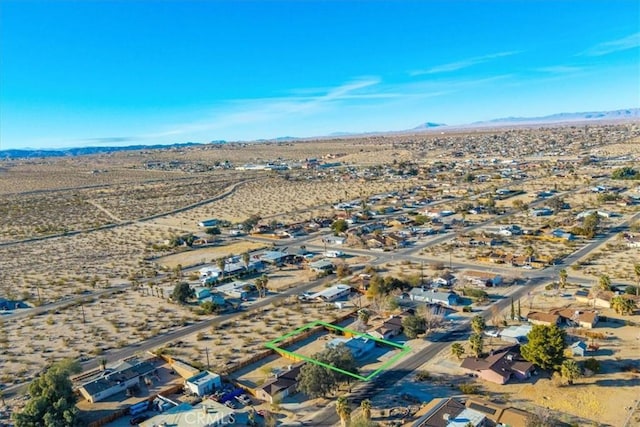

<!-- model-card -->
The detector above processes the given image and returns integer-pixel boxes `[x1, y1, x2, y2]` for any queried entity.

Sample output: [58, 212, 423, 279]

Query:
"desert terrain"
[1, 123, 639, 426]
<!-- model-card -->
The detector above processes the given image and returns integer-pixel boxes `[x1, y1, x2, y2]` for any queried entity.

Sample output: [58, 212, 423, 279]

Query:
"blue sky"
[1, 0, 639, 149]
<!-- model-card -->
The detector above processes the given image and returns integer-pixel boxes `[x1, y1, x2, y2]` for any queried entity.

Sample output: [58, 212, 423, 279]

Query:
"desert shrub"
[415, 371, 431, 381]
[458, 383, 479, 394]
[583, 358, 601, 373]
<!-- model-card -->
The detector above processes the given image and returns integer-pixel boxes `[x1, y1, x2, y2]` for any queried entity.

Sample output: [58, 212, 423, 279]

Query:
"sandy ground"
[1, 124, 639, 422]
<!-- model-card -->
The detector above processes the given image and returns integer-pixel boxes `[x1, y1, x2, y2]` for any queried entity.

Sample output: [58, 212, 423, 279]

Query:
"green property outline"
[264, 320, 411, 381]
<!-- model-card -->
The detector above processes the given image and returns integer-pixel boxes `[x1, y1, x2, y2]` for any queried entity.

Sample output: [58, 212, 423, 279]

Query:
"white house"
[310, 284, 352, 302]
[409, 288, 459, 306]
[185, 371, 222, 397]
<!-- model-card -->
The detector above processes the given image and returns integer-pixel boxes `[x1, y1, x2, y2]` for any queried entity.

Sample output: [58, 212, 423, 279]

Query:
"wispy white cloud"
[142, 74, 512, 141]
[582, 32, 640, 56]
[143, 77, 383, 139]
[535, 65, 583, 74]
[410, 51, 521, 76]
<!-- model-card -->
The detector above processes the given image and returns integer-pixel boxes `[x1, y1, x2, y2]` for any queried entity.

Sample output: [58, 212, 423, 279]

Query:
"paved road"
[306, 210, 640, 426]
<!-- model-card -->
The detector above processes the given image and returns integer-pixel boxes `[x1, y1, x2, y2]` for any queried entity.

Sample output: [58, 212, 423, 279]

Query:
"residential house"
[530, 207, 553, 217]
[550, 228, 575, 241]
[368, 315, 404, 340]
[499, 324, 533, 344]
[461, 345, 534, 385]
[410, 397, 532, 427]
[551, 308, 599, 329]
[308, 259, 335, 273]
[464, 271, 503, 287]
[526, 311, 560, 326]
[198, 219, 220, 227]
[185, 371, 222, 397]
[409, 288, 459, 306]
[259, 251, 294, 266]
[432, 272, 456, 287]
[255, 363, 305, 404]
[193, 286, 212, 300]
[310, 284, 352, 302]
[216, 281, 253, 300]
[78, 359, 156, 403]
[571, 341, 588, 357]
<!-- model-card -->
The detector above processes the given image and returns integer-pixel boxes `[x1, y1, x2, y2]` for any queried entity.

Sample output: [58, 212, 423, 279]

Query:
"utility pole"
[205, 348, 210, 370]
[80, 302, 86, 324]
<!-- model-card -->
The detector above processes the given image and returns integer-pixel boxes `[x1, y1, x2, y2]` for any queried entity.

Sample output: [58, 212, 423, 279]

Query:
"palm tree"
[560, 359, 581, 385]
[559, 269, 568, 289]
[242, 252, 251, 272]
[469, 333, 483, 357]
[597, 274, 611, 291]
[611, 296, 635, 315]
[336, 396, 351, 427]
[451, 342, 465, 359]
[360, 399, 372, 421]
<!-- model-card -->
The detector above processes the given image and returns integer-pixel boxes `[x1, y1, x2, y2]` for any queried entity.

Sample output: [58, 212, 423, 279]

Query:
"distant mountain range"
[466, 108, 639, 127]
[0, 142, 206, 160]
[1, 108, 637, 159]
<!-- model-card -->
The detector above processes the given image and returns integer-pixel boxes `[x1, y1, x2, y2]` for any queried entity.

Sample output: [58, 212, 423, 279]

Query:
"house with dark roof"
[255, 362, 304, 404]
[78, 359, 157, 403]
[460, 345, 534, 385]
[368, 315, 404, 340]
[410, 397, 532, 427]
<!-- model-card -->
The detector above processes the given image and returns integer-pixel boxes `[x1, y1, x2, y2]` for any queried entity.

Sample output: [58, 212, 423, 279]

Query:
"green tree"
[597, 274, 611, 291]
[560, 359, 581, 385]
[583, 212, 600, 238]
[559, 269, 568, 289]
[402, 314, 426, 339]
[13, 360, 82, 427]
[451, 342, 465, 359]
[470, 315, 486, 335]
[200, 300, 222, 314]
[635, 263, 640, 288]
[296, 345, 357, 398]
[611, 296, 635, 315]
[358, 309, 371, 325]
[255, 274, 269, 298]
[331, 219, 349, 235]
[521, 324, 566, 370]
[171, 282, 195, 304]
[469, 333, 484, 357]
[336, 396, 352, 427]
[296, 363, 333, 398]
[611, 167, 639, 180]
